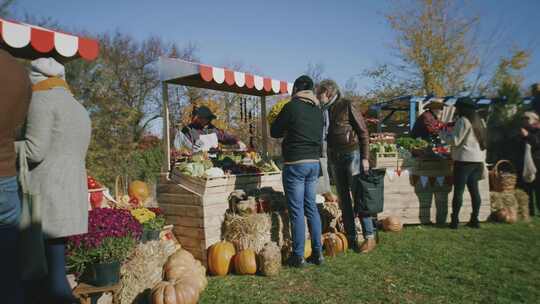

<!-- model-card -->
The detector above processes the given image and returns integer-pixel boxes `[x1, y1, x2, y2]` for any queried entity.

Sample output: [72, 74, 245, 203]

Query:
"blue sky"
[9, 0, 540, 93]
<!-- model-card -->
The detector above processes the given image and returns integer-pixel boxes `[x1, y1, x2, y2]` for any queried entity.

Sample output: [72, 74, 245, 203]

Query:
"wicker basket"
[489, 160, 517, 192]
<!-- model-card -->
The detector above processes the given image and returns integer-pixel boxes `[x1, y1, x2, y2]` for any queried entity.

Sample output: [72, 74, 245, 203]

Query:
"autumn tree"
[386, 0, 479, 96]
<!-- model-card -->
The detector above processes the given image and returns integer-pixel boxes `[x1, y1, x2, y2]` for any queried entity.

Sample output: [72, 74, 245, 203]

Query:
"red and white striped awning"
[0, 18, 99, 61]
[159, 57, 292, 96]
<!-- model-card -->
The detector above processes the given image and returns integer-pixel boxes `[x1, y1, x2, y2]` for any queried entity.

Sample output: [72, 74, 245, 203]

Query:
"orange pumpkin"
[234, 249, 257, 275]
[323, 234, 339, 257]
[152, 281, 177, 304]
[207, 241, 236, 276]
[382, 216, 403, 232]
[304, 239, 312, 259]
[335, 232, 349, 251]
[128, 180, 150, 201]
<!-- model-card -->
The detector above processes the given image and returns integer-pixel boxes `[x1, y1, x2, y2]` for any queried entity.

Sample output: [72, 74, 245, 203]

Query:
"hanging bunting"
[420, 176, 429, 188]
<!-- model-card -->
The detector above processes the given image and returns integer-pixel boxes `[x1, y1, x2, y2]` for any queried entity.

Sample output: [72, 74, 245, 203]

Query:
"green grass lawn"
[200, 218, 540, 304]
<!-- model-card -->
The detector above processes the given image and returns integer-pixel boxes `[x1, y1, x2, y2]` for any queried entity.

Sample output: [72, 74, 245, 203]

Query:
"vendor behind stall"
[177, 106, 247, 152]
[411, 99, 444, 141]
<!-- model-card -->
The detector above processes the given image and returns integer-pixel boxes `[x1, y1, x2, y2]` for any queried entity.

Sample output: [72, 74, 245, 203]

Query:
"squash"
[207, 241, 236, 276]
[128, 180, 150, 201]
[234, 249, 257, 275]
[152, 281, 177, 304]
[323, 233, 339, 257]
[153, 249, 208, 304]
[382, 216, 402, 232]
[496, 207, 518, 224]
[304, 239, 312, 259]
[335, 232, 349, 251]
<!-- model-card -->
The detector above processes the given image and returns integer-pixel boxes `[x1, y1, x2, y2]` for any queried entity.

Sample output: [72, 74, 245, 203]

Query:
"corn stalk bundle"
[258, 242, 282, 276]
[514, 189, 530, 222]
[223, 213, 271, 253]
[118, 240, 177, 304]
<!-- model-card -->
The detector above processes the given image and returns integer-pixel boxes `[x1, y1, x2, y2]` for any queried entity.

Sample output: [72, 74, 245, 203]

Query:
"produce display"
[370, 132, 396, 144]
[175, 151, 280, 178]
[395, 137, 429, 151]
[369, 142, 398, 154]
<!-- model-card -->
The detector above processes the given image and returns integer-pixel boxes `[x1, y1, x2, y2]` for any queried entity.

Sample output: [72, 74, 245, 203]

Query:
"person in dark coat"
[411, 99, 444, 141]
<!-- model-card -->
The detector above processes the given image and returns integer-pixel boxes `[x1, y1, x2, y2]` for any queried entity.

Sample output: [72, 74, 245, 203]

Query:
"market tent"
[158, 57, 293, 170]
[0, 17, 99, 61]
[370, 95, 535, 132]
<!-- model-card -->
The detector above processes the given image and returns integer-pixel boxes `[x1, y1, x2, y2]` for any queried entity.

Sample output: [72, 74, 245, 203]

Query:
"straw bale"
[223, 213, 271, 253]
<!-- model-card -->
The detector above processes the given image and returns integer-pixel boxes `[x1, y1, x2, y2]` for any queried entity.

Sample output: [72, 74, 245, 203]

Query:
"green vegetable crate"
[370, 152, 403, 169]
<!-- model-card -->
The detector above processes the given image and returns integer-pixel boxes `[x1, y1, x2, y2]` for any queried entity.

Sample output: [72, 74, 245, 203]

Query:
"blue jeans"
[330, 150, 376, 240]
[0, 176, 23, 303]
[283, 162, 323, 258]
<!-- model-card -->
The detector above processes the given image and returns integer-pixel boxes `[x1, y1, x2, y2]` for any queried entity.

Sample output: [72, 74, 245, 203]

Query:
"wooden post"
[260, 95, 268, 157]
[162, 83, 171, 173]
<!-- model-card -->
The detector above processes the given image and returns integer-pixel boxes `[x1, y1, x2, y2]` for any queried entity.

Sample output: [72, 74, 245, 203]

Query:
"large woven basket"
[489, 160, 517, 192]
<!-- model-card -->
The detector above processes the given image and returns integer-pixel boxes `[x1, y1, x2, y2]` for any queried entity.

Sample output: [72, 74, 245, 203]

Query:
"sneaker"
[359, 238, 377, 253]
[306, 252, 324, 266]
[288, 255, 305, 268]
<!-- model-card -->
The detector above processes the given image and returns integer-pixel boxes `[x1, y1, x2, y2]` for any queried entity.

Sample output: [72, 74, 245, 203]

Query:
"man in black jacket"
[271, 75, 324, 267]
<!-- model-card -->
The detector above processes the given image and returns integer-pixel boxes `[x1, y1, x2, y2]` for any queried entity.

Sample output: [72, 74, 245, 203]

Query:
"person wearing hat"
[180, 105, 247, 152]
[411, 99, 445, 141]
[440, 97, 487, 229]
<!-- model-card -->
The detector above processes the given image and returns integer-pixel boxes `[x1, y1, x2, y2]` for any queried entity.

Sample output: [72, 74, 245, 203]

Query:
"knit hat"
[292, 75, 314, 94]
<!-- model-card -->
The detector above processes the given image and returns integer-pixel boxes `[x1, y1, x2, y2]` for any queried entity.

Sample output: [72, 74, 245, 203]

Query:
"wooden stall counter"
[157, 169, 282, 266]
[378, 158, 490, 225]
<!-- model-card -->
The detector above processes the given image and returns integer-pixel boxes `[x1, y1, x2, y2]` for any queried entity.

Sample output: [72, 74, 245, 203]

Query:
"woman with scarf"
[20, 58, 90, 303]
[440, 97, 487, 229]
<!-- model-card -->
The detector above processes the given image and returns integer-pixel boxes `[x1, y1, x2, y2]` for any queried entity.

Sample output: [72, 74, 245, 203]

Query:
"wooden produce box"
[370, 152, 403, 169]
[158, 170, 283, 266]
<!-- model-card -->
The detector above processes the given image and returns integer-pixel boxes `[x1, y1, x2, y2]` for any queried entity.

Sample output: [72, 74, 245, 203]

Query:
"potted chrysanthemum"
[131, 207, 166, 243]
[67, 208, 142, 286]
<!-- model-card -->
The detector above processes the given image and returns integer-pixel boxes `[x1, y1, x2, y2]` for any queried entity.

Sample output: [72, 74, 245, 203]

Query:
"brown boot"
[359, 238, 377, 253]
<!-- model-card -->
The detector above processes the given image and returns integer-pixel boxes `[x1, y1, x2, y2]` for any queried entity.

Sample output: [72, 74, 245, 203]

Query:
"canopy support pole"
[260, 95, 268, 157]
[409, 99, 416, 131]
[162, 83, 171, 173]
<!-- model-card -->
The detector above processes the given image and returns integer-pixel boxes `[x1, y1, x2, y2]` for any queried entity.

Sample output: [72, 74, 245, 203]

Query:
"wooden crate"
[158, 171, 283, 266]
[370, 152, 403, 169]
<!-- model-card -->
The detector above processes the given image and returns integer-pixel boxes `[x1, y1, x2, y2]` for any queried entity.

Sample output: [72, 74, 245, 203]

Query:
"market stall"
[157, 57, 292, 265]
[368, 96, 491, 225]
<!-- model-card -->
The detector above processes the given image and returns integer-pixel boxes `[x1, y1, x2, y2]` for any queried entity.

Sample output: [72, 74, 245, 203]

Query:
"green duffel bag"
[353, 168, 386, 216]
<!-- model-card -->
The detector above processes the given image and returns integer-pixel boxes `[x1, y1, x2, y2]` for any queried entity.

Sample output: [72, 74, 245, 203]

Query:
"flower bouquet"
[67, 208, 142, 286]
[131, 207, 166, 243]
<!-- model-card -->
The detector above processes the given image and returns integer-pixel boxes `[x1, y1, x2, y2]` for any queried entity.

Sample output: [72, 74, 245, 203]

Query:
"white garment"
[523, 143, 537, 183]
[30, 57, 65, 84]
[440, 117, 486, 162]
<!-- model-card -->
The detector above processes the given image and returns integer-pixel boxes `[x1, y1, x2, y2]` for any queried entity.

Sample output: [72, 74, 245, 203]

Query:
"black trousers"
[451, 161, 483, 221]
[527, 171, 540, 216]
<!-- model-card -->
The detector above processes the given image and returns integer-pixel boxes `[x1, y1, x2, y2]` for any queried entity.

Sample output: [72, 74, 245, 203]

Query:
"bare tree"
[0, 0, 15, 17]
[305, 62, 325, 85]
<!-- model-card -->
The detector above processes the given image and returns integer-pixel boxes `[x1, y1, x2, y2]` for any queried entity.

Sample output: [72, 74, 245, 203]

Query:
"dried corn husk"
[258, 242, 282, 276]
[223, 213, 271, 253]
[515, 189, 530, 222]
[490, 191, 518, 212]
[118, 241, 176, 304]
[318, 202, 344, 233]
